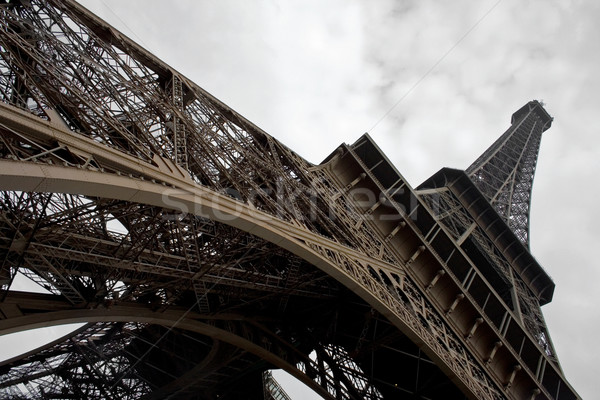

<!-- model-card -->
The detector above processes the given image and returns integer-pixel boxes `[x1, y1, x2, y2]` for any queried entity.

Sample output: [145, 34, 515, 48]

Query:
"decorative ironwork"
[0, 1, 578, 399]
[466, 101, 553, 247]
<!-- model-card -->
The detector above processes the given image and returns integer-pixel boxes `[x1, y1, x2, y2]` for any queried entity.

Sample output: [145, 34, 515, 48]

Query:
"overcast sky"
[5, 1, 598, 398]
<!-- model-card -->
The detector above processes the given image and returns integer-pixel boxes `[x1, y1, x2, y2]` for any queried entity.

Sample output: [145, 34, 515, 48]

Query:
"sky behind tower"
[5, 1, 598, 398]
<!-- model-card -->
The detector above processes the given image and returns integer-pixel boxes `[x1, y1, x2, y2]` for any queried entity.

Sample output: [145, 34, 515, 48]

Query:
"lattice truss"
[0, 1, 571, 400]
[263, 371, 292, 400]
[420, 188, 557, 362]
[0, 323, 152, 398]
[466, 104, 547, 247]
[0, 320, 323, 399]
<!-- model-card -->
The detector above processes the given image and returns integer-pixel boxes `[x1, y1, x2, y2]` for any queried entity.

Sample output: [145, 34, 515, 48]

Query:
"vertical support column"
[170, 74, 188, 169]
[194, 281, 211, 314]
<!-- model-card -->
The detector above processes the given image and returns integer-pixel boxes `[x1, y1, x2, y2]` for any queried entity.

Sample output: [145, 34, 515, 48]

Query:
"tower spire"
[466, 100, 553, 247]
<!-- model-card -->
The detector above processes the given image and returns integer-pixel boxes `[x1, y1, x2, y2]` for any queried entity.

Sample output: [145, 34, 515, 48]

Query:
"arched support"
[0, 302, 335, 399]
[0, 158, 491, 399]
[0, 104, 502, 398]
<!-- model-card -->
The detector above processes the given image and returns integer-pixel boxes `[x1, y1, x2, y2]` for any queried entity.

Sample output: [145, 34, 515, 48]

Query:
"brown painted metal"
[0, 1, 579, 399]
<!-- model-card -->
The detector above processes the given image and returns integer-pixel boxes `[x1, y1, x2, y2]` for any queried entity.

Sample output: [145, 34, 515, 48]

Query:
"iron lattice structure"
[0, 1, 579, 399]
[263, 371, 292, 400]
[466, 101, 553, 247]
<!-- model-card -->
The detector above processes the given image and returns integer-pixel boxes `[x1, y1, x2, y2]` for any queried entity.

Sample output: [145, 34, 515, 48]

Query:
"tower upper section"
[466, 100, 552, 248]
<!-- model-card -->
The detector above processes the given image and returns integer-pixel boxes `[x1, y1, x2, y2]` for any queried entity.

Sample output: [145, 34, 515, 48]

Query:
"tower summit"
[467, 100, 553, 247]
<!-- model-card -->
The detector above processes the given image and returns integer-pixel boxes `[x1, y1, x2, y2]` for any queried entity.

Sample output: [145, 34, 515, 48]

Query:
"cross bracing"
[0, 1, 579, 399]
[466, 101, 552, 248]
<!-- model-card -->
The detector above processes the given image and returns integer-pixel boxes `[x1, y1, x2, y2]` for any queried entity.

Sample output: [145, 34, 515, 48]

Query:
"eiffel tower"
[0, 1, 579, 399]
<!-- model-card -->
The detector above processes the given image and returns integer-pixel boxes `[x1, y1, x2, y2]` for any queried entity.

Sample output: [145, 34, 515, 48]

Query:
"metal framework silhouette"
[466, 101, 552, 247]
[0, 1, 579, 399]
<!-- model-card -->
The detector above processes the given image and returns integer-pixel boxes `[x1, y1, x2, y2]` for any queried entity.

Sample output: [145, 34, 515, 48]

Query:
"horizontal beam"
[0, 299, 333, 400]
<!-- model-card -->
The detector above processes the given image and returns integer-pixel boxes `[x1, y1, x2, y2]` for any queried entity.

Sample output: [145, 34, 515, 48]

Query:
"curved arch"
[0, 159, 489, 398]
[0, 306, 333, 399]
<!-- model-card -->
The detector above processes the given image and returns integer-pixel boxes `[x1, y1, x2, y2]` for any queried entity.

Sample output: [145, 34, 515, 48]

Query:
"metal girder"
[0, 1, 579, 400]
[0, 293, 386, 400]
[466, 101, 551, 247]
[263, 371, 292, 400]
[0, 154, 501, 399]
[0, 122, 505, 398]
